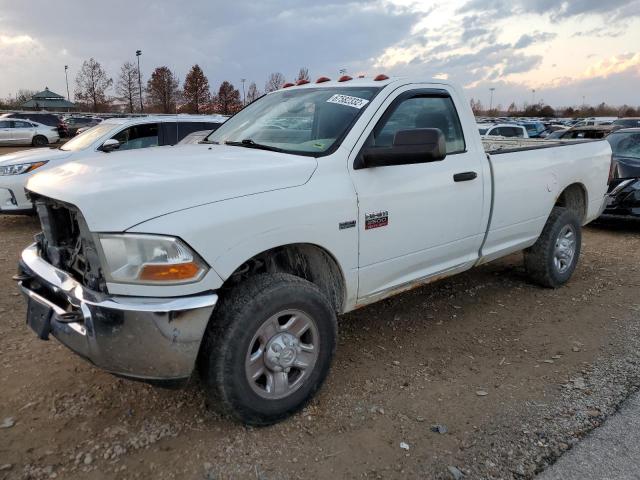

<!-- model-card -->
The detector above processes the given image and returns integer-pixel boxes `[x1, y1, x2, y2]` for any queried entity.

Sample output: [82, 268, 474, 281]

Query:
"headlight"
[0, 161, 48, 176]
[98, 234, 208, 285]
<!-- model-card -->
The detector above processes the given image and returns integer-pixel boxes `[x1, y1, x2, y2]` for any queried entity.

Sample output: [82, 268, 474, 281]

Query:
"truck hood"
[0, 148, 73, 166]
[27, 144, 317, 231]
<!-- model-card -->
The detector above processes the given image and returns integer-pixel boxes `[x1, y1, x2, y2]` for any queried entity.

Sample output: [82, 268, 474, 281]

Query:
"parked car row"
[0, 114, 227, 212]
[476, 117, 640, 140]
[0, 110, 234, 141]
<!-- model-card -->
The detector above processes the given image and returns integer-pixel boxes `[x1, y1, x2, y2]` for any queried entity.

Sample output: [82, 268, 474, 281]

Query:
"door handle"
[453, 171, 477, 182]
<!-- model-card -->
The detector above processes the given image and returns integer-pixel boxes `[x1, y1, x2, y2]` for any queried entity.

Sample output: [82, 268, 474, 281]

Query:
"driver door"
[349, 86, 487, 301]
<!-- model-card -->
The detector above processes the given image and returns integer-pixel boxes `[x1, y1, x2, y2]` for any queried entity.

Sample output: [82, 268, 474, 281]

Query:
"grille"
[33, 196, 106, 292]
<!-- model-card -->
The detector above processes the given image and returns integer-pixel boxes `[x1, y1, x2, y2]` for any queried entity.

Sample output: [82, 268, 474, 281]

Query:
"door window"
[368, 95, 465, 154]
[112, 123, 159, 151]
[0, 121, 11, 128]
[14, 121, 33, 128]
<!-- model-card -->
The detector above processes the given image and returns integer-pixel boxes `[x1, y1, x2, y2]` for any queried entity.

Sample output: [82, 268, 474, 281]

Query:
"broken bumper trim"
[17, 243, 218, 381]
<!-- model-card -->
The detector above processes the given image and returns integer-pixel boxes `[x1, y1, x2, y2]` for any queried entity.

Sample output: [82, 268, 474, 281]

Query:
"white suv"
[0, 119, 60, 147]
[0, 114, 227, 213]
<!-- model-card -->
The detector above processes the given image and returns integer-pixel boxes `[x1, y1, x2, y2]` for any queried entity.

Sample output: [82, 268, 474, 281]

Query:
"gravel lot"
[0, 149, 639, 479]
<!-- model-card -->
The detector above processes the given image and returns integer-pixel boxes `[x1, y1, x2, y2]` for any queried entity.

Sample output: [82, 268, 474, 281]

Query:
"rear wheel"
[199, 273, 337, 425]
[32, 135, 48, 147]
[524, 207, 581, 288]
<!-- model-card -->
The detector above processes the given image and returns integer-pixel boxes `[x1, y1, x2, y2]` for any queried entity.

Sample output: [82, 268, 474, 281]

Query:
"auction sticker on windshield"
[326, 94, 370, 109]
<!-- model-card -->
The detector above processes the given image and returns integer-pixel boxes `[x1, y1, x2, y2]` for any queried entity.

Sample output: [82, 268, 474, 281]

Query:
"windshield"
[608, 132, 640, 159]
[205, 86, 381, 156]
[60, 123, 116, 151]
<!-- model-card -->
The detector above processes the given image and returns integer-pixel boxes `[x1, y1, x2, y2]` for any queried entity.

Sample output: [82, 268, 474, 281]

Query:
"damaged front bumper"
[16, 243, 217, 382]
[604, 178, 640, 218]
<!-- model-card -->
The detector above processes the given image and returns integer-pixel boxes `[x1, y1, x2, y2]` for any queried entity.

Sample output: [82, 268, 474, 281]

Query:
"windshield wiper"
[225, 139, 283, 152]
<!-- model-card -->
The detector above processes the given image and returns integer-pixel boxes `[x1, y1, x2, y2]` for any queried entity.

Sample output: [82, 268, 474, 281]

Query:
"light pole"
[64, 65, 70, 101]
[136, 50, 143, 112]
[531, 89, 536, 106]
[241, 78, 246, 106]
[489, 87, 495, 112]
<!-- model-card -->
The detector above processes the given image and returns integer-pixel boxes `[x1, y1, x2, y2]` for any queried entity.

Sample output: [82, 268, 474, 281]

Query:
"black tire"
[524, 207, 582, 288]
[199, 273, 337, 426]
[32, 135, 48, 147]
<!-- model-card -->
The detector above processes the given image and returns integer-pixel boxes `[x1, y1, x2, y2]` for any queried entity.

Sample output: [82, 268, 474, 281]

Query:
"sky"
[1, 0, 639, 109]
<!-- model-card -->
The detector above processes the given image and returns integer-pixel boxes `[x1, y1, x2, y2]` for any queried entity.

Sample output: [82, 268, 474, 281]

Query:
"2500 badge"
[365, 211, 389, 230]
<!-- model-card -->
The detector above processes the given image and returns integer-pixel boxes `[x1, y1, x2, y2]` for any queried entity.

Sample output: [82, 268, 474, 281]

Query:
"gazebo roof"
[21, 87, 76, 109]
[32, 87, 66, 100]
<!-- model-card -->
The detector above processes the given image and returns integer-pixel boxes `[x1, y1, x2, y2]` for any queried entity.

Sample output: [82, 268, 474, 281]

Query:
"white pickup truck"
[17, 76, 611, 425]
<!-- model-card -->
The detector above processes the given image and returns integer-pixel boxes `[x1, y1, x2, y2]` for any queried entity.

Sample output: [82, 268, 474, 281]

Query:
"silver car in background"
[0, 119, 60, 146]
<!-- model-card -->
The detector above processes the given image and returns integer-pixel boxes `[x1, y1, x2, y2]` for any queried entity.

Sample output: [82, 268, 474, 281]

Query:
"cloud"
[0, 34, 34, 46]
[513, 32, 556, 49]
[0, 0, 419, 96]
[467, 52, 640, 108]
[572, 27, 625, 38]
[584, 52, 640, 78]
[458, 0, 640, 21]
[0, 0, 638, 109]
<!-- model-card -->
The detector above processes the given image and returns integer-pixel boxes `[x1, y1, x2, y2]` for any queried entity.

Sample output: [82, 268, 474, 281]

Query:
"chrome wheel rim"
[245, 309, 319, 400]
[553, 224, 576, 274]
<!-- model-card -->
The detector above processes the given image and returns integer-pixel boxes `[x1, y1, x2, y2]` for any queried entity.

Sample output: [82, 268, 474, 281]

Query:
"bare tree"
[246, 82, 260, 103]
[0, 89, 37, 109]
[216, 81, 242, 115]
[116, 61, 139, 113]
[265, 72, 285, 93]
[469, 98, 483, 115]
[296, 67, 310, 82]
[74, 58, 113, 112]
[182, 64, 211, 114]
[146, 66, 180, 113]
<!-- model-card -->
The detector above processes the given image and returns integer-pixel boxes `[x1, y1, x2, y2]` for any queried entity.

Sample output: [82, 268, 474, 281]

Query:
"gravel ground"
[0, 209, 639, 479]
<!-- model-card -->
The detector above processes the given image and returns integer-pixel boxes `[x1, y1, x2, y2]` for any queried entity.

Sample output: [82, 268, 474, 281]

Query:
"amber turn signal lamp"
[138, 262, 201, 282]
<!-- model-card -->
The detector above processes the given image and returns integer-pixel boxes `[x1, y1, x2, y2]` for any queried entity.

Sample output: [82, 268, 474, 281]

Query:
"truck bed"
[479, 138, 612, 263]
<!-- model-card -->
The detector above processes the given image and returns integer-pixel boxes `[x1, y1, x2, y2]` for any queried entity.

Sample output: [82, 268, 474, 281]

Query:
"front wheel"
[199, 273, 337, 425]
[524, 207, 582, 288]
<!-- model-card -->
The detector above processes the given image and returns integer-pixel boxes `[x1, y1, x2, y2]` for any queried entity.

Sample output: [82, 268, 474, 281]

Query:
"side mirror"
[355, 128, 446, 169]
[100, 138, 120, 152]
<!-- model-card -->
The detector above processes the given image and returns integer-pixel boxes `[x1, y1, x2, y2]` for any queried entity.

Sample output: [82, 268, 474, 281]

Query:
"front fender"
[127, 180, 359, 306]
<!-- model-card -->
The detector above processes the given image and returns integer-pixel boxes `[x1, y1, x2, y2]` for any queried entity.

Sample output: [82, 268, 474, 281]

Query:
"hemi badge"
[365, 211, 389, 230]
[339, 220, 356, 230]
